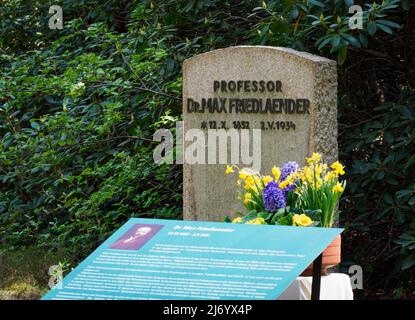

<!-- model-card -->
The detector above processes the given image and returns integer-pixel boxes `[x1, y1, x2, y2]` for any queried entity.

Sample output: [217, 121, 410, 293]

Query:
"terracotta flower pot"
[301, 235, 341, 276]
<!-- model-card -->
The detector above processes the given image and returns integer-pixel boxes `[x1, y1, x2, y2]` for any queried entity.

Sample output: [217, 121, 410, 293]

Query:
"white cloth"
[277, 273, 353, 300]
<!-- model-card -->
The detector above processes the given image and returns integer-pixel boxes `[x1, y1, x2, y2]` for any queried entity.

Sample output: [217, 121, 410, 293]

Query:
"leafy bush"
[0, 1, 186, 257]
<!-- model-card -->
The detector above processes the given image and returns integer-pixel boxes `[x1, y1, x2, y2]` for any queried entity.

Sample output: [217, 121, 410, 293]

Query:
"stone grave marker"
[183, 46, 337, 221]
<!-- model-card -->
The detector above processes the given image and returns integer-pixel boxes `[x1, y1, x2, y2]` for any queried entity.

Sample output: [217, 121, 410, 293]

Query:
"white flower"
[73, 81, 85, 90]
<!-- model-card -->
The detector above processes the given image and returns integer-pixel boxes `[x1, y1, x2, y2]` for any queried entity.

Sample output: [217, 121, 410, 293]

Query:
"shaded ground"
[0, 248, 71, 300]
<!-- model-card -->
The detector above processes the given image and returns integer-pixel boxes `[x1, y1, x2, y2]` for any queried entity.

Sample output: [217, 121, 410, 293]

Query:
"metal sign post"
[311, 253, 323, 300]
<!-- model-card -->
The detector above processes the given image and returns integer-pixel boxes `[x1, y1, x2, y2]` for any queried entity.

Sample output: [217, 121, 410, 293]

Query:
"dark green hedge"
[1, 0, 414, 298]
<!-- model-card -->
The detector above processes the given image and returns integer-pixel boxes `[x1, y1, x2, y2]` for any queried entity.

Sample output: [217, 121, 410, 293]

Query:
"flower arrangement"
[225, 152, 346, 228]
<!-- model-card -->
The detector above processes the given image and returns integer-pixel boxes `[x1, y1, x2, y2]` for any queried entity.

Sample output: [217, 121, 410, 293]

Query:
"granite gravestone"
[183, 46, 337, 221]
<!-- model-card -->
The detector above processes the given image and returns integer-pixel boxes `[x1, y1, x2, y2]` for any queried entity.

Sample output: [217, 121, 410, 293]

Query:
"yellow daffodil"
[246, 217, 266, 224]
[244, 175, 254, 190]
[272, 166, 281, 181]
[303, 166, 314, 183]
[244, 175, 262, 191]
[262, 175, 273, 186]
[279, 172, 296, 190]
[292, 214, 313, 227]
[232, 217, 243, 224]
[254, 175, 262, 185]
[225, 165, 234, 174]
[245, 184, 258, 193]
[239, 168, 252, 180]
[314, 178, 322, 190]
[331, 161, 345, 175]
[306, 152, 322, 164]
[332, 182, 344, 193]
[243, 193, 252, 204]
[315, 163, 326, 177]
[324, 171, 336, 182]
[279, 179, 289, 190]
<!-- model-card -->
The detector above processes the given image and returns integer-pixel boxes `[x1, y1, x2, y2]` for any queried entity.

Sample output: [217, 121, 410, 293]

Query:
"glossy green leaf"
[367, 21, 377, 36]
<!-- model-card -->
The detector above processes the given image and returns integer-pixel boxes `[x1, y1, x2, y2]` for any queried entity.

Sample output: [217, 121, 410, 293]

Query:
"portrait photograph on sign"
[110, 224, 164, 251]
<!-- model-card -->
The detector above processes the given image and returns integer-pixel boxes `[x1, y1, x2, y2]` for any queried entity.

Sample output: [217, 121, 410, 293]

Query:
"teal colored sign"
[42, 218, 342, 300]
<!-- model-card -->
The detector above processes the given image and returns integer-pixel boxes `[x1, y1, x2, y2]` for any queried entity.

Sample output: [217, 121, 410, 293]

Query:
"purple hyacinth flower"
[280, 161, 299, 193]
[280, 161, 299, 181]
[263, 182, 286, 213]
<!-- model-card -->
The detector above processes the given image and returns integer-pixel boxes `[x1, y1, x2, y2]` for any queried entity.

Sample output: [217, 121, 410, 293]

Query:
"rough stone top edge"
[183, 45, 336, 67]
